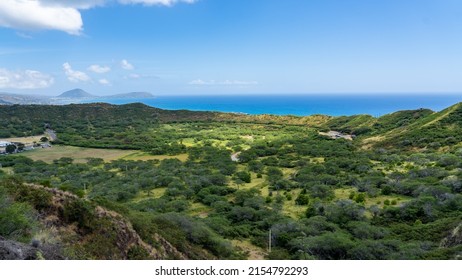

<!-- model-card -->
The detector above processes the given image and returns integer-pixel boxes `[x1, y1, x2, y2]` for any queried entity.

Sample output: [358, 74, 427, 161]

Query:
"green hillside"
[375, 103, 462, 149]
[1, 102, 462, 260]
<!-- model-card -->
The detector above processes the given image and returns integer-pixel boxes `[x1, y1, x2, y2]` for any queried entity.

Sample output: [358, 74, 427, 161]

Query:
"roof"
[0, 141, 12, 147]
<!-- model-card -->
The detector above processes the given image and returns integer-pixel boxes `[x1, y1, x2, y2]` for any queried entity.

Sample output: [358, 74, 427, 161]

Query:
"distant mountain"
[0, 90, 155, 105]
[105, 92, 155, 99]
[0, 99, 12, 105]
[0, 92, 51, 105]
[57, 88, 95, 99]
[55, 89, 154, 100]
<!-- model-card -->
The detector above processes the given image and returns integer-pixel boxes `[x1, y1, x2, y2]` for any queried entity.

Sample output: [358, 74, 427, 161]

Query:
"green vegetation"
[20, 145, 187, 163]
[1, 102, 462, 260]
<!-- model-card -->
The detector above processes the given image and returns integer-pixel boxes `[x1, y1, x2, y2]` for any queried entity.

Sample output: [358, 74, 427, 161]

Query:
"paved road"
[46, 129, 57, 141]
[231, 152, 241, 162]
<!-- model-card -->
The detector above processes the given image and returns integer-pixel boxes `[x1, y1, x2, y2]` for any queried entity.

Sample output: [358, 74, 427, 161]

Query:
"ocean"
[86, 94, 462, 117]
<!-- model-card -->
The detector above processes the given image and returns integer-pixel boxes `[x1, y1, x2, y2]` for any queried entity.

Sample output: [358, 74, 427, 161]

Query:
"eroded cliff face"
[92, 205, 187, 260]
[440, 222, 462, 260]
[0, 236, 39, 260]
[441, 222, 462, 248]
[39, 185, 187, 260]
[1, 184, 186, 260]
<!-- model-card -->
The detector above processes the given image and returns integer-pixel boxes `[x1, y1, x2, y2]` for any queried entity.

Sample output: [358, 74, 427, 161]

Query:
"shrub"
[295, 194, 309, 205]
[127, 246, 152, 260]
[61, 199, 97, 233]
[235, 171, 251, 183]
[0, 201, 37, 242]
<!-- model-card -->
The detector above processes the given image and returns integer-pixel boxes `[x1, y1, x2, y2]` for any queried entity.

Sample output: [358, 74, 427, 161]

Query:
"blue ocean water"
[87, 94, 462, 117]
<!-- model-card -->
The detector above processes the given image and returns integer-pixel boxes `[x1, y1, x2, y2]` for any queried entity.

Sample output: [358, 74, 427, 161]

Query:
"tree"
[40, 137, 49, 142]
[235, 171, 251, 184]
[324, 200, 366, 225]
[248, 160, 264, 173]
[16, 143, 25, 151]
[5, 144, 16, 154]
[289, 232, 355, 260]
[295, 194, 310, 205]
[354, 193, 366, 204]
[267, 167, 283, 185]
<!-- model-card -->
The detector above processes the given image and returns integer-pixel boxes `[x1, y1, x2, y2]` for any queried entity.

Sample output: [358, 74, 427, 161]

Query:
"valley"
[1, 102, 462, 260]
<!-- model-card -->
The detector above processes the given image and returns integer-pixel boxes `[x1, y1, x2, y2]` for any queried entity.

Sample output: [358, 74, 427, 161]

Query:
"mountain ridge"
[1, 101, 462, 260]
[57, 88, 95, 99]
[105, 92, 154, 99]
[0, 89, 155, 105]
[2, 100, 462, 150]
[56, 89, 155, 99]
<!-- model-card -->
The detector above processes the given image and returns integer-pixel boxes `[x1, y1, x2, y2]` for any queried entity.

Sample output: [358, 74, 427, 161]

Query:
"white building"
[0, 141, 12, 147]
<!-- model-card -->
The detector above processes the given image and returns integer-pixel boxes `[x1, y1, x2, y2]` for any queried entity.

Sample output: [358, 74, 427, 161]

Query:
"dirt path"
[231, 152, 241, 162]
[46, 129, 57, 141]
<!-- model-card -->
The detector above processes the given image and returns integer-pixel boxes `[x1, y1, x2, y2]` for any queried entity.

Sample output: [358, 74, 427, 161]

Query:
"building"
[0, 141, 12, 147]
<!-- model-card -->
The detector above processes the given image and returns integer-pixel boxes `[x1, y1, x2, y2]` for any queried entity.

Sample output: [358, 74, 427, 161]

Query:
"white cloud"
[128, 73, 140, 79]
[98, 78, 111, 85]
[0, 0, 83, 35]
[16, 32, 33, 39]
[121, 59, 134, 70]
[0, 68, 54, 89]
[119, 0, 196, 6]
[63, 62, 90, 82]
[0, 0, 196, 35]
[88, 64, 111, 73]
[41, 1, 106, 9]
[189, 79, 211, 85]
[124, 73, 161, 79]
[222, 80, 259, 85]
[189, 79, 259, 86]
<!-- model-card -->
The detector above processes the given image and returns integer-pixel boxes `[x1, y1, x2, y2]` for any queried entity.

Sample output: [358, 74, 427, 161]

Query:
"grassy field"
[281, 189, 306, 219]
[132, 188, 167, 203]
[188, 202, 212, 218]
[231, 239, 266, 260]
[21, 145, 189, 163]
[121, 152, 189, 161]
[0, 167, 14, 175]
[0, 135, 46, 145]
[334, 187, 411, 208]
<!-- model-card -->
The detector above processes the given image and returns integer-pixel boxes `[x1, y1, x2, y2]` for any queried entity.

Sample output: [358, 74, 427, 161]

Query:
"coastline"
[84, 94, 462, 117]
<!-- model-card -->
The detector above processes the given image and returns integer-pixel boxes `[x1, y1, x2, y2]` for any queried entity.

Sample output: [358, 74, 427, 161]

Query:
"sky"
[1, 0, 462, 96]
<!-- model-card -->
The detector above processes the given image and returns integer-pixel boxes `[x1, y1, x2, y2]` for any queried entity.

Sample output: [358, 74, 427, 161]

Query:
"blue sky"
[1, 0, 462, 96]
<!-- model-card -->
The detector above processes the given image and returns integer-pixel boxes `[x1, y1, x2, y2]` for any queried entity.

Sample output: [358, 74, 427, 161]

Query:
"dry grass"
[22, 146, 136, 163]
[0, 135, 46, 144]
[231, 239, 266, 260]
[0, 167, 14, 175]
[422, 104, 458, 128]
[233, 173, 267, 190]
[132, 188, 166, 203]
[21, 145, 188, 163]
[361, 135, 386, 149]
[310, 157, 325, 163]
[188, 202, 211, 218]
[121, 152, 188, 161]
[334, 187, 410, 208]
[281, 189, 306, 219]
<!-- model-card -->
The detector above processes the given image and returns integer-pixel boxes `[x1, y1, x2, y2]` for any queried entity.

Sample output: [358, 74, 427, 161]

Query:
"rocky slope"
[0, 182, 187, 260]
[0, 236, 41, 260]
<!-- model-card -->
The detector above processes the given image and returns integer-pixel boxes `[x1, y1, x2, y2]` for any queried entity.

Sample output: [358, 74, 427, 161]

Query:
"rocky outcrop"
[94, 206, 187, 260]
[26, 184, 186, 260]
[441, 222, 462, 248]
[0, 236, 39, 260]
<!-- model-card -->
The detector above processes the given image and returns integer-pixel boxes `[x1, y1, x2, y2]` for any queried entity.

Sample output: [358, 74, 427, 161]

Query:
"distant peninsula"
[56, 88, 155, 100]
[57, 88, 95, 99]
[0, 89, 155, 105]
